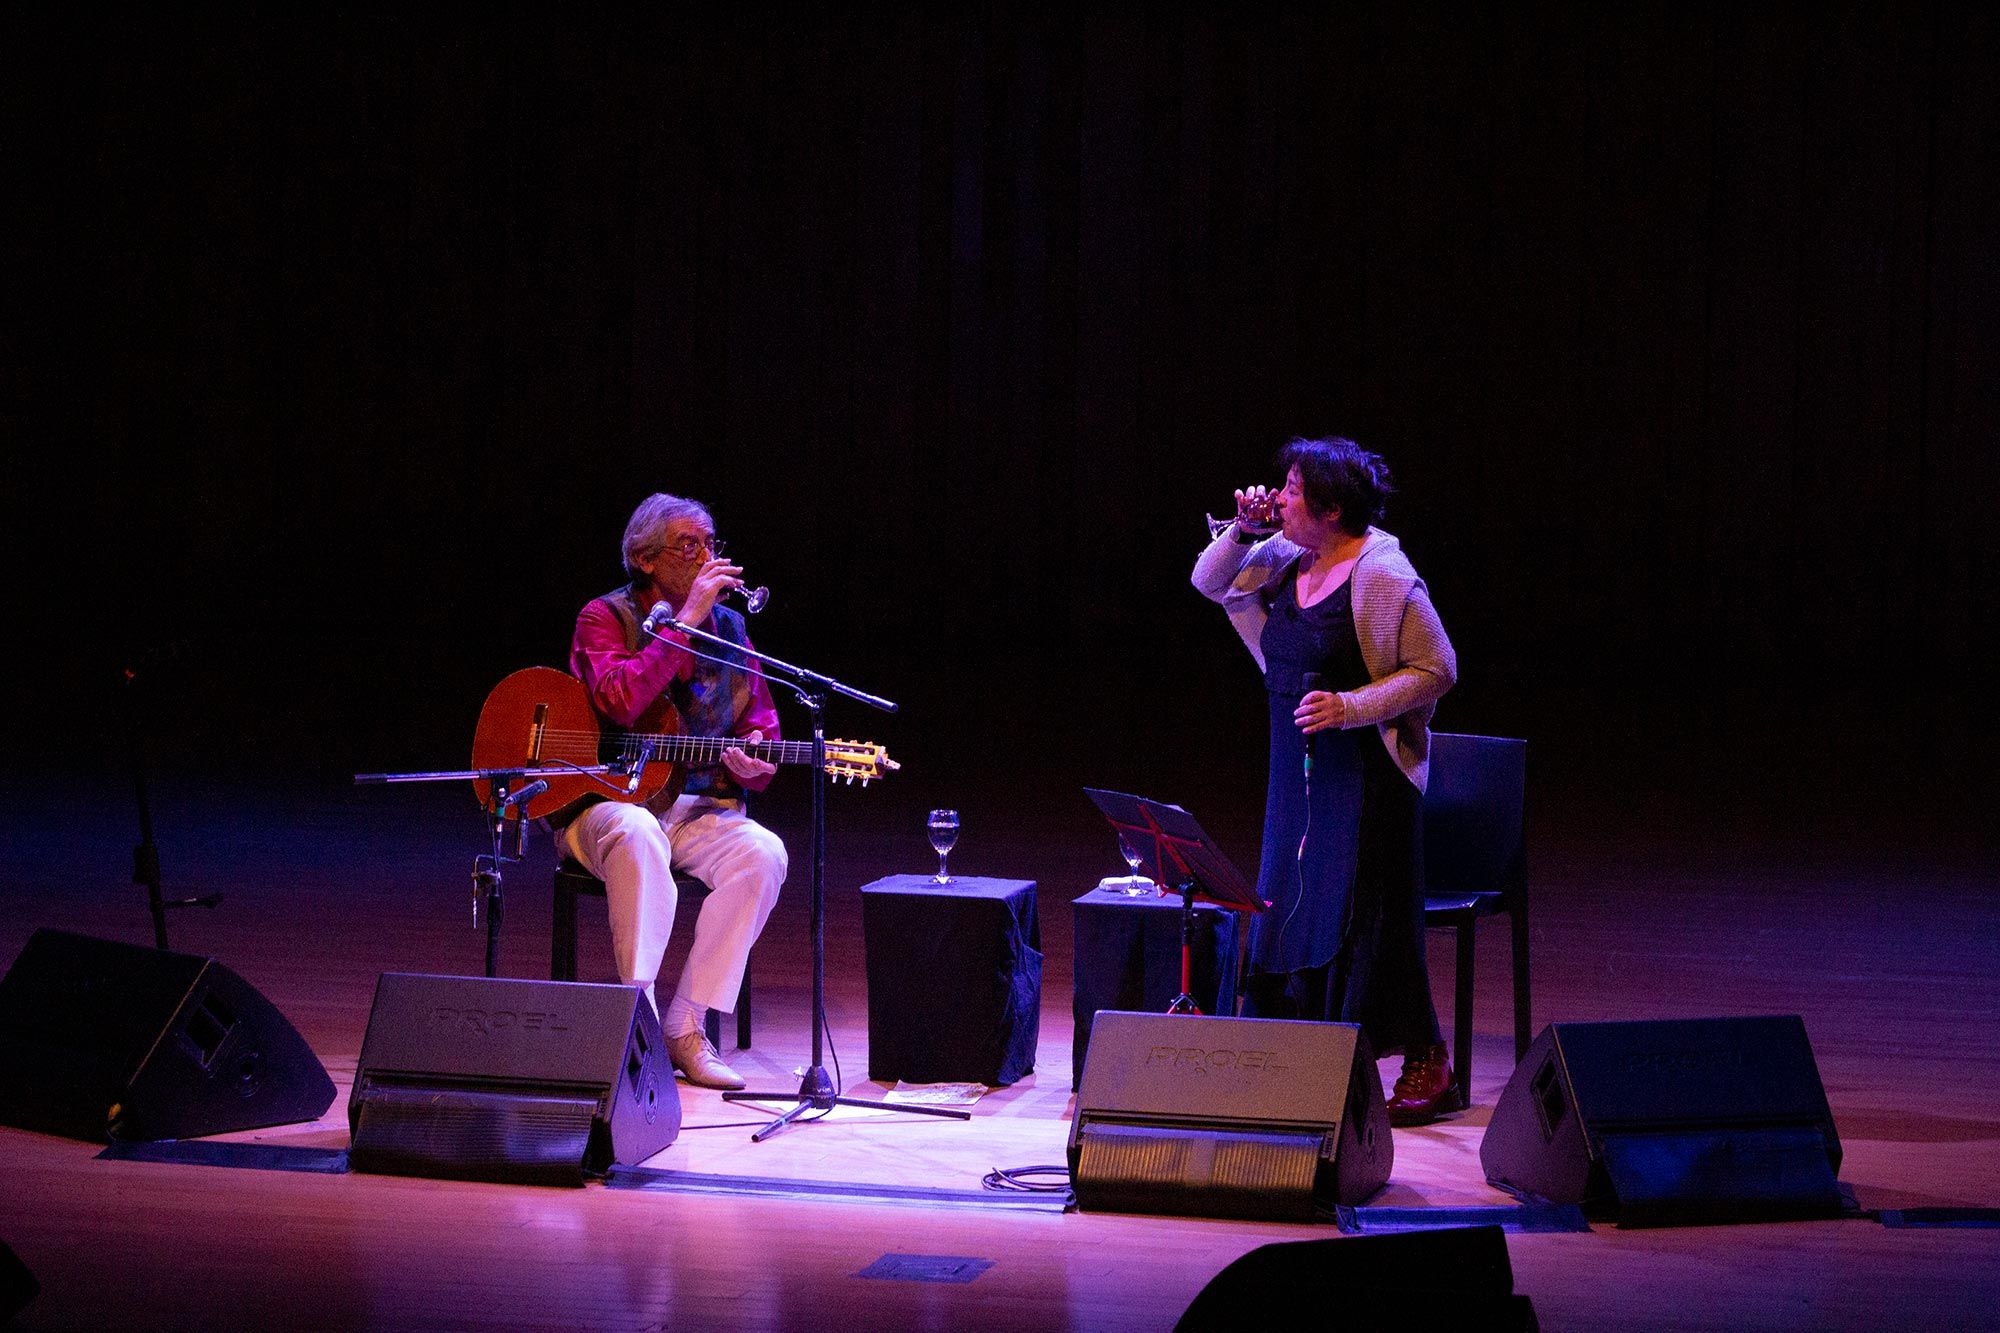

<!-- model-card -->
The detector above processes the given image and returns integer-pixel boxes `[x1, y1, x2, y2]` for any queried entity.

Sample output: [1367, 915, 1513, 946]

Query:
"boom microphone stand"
[353, 765, 583, 977]
[643, 613, 971, 1142]
[123, 660, 222, 950]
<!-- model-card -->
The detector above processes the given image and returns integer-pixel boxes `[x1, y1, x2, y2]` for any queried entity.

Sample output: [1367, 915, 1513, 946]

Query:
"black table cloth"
[860, 875, 1040, 1086]
[1069, 886, 1243, 1086]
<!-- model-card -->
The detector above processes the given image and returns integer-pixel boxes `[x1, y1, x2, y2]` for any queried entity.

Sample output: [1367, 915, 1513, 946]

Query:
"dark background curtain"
[5, 4, 1992, 851]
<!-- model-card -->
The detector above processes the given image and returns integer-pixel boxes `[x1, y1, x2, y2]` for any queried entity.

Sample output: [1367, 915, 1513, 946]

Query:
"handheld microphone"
[1301, 672, 1324, 779]
[1288, 671, 1324, 933]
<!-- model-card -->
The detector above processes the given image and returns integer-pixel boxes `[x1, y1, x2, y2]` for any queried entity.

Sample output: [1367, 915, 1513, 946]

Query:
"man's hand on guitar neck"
[675, 556, 747, 629]
[721, 729, 778, 784]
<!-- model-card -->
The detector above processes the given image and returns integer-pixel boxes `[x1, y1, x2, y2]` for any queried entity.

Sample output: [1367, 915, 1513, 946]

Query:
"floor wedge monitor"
[1176, 1225, 1537, 1332]
[0, 928, 336, 1142]
[1069, 1011, 1391, 1221]
[1480, 1016, 1842, 1227]
[349, 973, 679, 1186]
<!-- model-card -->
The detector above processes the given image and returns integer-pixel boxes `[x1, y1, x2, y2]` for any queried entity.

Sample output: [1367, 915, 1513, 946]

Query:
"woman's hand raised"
[1235, 485, 1280, 533]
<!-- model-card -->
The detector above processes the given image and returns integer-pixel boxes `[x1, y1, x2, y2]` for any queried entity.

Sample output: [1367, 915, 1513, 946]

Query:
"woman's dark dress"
[1243, 559, 1441, 1056]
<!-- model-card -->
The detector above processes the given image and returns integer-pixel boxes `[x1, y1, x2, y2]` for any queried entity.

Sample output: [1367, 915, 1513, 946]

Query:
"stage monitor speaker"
[349, 973, 679, 1186]
[1481, 1016, 1843, 1227]
[1, 1239, 39, 1323]
[1176, 1225, 1536, 1332]
[0, 928, 336, 1142]
[1067, 1011, 1391, 1221]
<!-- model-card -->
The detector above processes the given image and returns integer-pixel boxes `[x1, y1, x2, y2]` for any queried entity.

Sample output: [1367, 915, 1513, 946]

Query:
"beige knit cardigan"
[1191, 522, 1457, 792]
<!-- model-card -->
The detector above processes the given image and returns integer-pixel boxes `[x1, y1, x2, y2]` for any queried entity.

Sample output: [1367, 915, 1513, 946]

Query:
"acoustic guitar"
[471, 666, 897, 821]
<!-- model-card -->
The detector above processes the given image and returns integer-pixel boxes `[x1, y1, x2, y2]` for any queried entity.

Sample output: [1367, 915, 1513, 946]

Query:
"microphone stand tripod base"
[714, 693, 971, 1143]
[724, 1067, 971, 1144]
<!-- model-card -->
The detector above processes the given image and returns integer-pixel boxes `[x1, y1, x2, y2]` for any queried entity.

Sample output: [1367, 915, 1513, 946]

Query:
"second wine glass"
[927, 808, 960, 883]
[1102, 832, 1156, 895]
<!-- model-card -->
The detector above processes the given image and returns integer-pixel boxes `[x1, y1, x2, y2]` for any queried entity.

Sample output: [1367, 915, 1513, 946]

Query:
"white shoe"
[668, 1030, 746, 1090]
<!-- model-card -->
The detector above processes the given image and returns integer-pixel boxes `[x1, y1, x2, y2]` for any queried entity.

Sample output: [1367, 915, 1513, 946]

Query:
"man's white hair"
[622, 493, 713, 577]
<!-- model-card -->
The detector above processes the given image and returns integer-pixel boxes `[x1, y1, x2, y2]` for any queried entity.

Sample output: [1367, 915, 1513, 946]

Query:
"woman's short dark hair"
[1279, 437, 1394, 536]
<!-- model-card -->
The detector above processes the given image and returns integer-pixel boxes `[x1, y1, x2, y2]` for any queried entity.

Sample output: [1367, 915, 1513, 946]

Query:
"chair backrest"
[1422, 733, 1527, 906]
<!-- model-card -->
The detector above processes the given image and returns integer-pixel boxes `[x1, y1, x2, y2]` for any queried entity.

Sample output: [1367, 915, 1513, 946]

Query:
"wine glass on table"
[927, 809, 960, 883]
[1102, 832, 1157, 896]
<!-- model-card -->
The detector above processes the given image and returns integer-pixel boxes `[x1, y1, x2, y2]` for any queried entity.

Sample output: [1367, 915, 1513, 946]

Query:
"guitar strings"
[523, 727, 878, 761]
[527, 727, 854, 749]
[515, 742, 872, 764]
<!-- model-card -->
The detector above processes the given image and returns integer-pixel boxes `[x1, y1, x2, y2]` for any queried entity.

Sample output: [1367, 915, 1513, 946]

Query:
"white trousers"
[563, 796, 787, 1014]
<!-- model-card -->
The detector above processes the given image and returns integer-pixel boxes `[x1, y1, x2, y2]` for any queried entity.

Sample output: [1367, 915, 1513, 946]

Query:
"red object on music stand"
[1084, 789, 1264, 1015]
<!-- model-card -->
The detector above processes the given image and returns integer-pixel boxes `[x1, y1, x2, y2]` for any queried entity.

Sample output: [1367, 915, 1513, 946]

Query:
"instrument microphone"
[624, 738, 657, 794]
[498, 779, 550, 812]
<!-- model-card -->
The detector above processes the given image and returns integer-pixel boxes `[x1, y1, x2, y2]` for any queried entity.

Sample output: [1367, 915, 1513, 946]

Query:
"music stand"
[1084, 789, 1263, 1015]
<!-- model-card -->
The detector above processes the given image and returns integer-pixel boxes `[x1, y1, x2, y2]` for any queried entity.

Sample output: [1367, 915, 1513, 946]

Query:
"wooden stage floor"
[1, 772, 1996, 1330]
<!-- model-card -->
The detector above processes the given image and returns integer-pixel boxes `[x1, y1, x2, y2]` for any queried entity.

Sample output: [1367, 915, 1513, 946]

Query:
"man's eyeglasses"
[661, 534, 725, 561]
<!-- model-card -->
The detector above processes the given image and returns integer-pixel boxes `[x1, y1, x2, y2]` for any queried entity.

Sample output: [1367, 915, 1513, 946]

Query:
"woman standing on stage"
[1192, 437, 1459, 1125]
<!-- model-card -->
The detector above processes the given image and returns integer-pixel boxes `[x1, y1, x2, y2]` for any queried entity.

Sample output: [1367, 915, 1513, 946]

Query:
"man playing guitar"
[555, 492, 785, 1090]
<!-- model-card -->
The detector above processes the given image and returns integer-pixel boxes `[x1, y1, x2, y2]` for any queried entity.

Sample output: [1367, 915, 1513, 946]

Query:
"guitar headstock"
[824, 740, 900, 786]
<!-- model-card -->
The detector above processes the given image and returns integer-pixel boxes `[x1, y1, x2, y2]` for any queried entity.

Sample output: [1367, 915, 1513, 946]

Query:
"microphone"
[1301, 673, 1324, 780]
[642, 601, 679, 636]
[624, 738, 657, 794]
[498, 779, 549, 812]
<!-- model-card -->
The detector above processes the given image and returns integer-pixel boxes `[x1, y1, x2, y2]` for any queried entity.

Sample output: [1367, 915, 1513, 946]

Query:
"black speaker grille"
[1075, 1122, 1323, 1222]
[350, 1085, 598, 1187]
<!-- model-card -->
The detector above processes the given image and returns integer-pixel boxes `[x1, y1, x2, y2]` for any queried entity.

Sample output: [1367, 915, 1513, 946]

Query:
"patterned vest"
[592, 585, 763, 805]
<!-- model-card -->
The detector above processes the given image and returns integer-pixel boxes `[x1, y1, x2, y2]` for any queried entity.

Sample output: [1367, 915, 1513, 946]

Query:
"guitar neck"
[622, 733, 817, 766]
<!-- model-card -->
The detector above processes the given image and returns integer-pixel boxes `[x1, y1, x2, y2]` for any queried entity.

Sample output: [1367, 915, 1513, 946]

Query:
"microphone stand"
[123, 662, 223, 950]
[355, 765, 594, 977]
[644, 612, 971, 1142]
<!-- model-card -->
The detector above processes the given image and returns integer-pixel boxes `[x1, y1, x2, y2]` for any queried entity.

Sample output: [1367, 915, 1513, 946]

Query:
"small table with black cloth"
[860, 875, 1041, 1086]
[1069, 886, 1242, 1086]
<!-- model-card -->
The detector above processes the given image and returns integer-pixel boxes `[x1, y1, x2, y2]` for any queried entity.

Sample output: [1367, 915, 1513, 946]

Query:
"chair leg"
[552, 878, 578, 983]
[1454, 919, 1475, 1110]
[735, 961, 752, 1050]
[704, 960, 753, 1050]
[700, 970, 752, 1050]
[1511, 902, 1532, 1062]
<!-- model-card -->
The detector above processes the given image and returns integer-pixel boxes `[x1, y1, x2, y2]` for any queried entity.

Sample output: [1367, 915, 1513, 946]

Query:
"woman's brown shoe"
[1385, 1043, 1459, 1126]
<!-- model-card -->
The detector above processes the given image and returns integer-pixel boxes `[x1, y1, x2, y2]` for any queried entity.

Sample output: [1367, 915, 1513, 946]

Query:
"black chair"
[1422, 733, 1530, 1110]
[552, 860, 752, 1051]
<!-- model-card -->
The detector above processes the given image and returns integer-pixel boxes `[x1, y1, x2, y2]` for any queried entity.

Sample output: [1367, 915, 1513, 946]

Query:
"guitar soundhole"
[528, 702, 549, 762]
